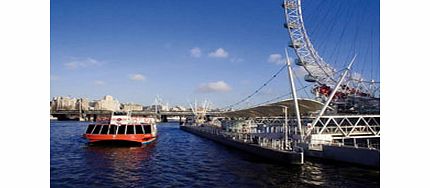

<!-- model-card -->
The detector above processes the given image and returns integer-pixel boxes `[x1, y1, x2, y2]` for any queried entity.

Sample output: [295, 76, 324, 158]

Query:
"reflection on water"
[51, 121, 379, 188]
[302, 163, 325, 186]
[82, 144, 156, 186]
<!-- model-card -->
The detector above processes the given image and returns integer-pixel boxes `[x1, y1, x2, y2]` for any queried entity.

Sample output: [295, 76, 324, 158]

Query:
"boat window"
[135, 125, 144, 134]
[100, 125, 109, 134]
[118, 125, 126, 134]
[109, 125, 117, 135]
[113, 112, 127, 116]
[92, 125, 102, 134]
[86, 124, 95, 134]
[126, 125, 135, 134]
[143, 125, 152, 134]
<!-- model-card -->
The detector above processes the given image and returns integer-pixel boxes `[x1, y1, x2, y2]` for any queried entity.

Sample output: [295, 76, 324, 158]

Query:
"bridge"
[50, 110, 221, 121]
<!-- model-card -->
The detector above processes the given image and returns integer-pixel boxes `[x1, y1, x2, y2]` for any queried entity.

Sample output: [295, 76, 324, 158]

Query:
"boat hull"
[84, 133, 156, 144]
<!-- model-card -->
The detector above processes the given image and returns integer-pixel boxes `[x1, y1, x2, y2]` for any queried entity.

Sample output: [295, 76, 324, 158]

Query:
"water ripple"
[51, 121, 379, 187]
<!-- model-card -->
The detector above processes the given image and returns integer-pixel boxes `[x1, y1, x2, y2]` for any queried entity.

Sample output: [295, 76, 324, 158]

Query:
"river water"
[51, 121, 379, 187]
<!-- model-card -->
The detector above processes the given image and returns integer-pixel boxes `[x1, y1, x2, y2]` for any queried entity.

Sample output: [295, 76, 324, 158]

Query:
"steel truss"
[307, 115, 380, 138]
[254, 117, 302, 127]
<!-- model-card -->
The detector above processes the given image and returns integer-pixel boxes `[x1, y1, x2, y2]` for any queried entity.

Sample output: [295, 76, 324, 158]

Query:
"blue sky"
[51, 0, 379, 108]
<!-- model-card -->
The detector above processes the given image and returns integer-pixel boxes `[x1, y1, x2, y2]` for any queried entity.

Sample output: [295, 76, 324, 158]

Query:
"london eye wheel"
[282, 0, 380, 108]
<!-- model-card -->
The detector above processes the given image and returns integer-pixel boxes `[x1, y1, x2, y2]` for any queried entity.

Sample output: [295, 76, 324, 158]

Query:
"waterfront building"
[93, 95, 120, 111]
[51, 96, 78, 110]
[170, 105, 187, 111]
[147, 104, 169, 112]
[75, 98, 90, 111]
[121, 103, 143, 111]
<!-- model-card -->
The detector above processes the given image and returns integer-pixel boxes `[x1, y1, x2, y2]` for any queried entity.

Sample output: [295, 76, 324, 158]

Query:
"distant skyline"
[51, 0, 380, 108]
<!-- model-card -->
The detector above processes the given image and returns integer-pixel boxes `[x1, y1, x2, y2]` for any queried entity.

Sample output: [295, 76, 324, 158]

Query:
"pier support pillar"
[161, 115, 168, 122]
[353, 138, 357, 148]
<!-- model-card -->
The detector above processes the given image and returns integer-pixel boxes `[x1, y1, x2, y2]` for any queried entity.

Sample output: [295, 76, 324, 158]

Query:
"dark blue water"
[51, 121, 379, 187]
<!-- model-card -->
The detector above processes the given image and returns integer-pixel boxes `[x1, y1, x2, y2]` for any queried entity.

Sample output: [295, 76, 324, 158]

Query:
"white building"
[51, 96, 77, 110]
[148, 104, 169, 112]
[75, 98, 90, 111]
[94, 95, 120, 111]
[121, 103, 143, 111]
[170, 105, 187, 111]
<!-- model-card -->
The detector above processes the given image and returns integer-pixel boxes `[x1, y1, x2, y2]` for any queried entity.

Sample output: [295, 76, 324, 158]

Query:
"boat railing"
[306, 138, 380, 151]
[190, 125, 291, 151]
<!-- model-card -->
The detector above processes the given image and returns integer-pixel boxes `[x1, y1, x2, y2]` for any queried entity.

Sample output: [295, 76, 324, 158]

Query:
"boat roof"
[221, 98, 331, 118]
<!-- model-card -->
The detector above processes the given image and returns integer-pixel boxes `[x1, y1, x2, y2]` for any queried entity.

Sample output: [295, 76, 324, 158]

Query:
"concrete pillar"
[161, 115, 168, 122]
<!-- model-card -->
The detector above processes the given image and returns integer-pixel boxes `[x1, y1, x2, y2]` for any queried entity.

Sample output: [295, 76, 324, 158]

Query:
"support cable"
[222, 64, 288, 110]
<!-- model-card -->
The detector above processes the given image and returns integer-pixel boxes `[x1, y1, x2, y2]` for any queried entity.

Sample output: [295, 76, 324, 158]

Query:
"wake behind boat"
[83, 111, 157, 145]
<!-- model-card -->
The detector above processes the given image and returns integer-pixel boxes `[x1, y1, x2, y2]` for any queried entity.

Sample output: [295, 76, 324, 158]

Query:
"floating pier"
[299, 143, 380, 167]
[181, 98, 379, 168]
[180, 125, 304, 165]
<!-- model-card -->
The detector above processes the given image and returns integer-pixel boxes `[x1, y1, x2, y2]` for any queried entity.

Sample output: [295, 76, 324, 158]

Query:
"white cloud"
[129, 74, 145, 81]
[190, 47, 202, 58]
[230, 57, 244, 63]
[208, 48, 229, 58]
[197, 81, 232, 93]
[64, 58, 103, 70]
[267, 53, 286, 65]
[93, 80, 105, 85]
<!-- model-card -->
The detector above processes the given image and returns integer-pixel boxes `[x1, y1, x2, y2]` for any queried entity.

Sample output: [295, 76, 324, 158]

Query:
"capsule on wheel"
[295, 59, 307, 66]
[304, 74, 317, 82]
[281, 2, 297, 9]
[289, 41, 302, 49]
[284, 23, 299, 29]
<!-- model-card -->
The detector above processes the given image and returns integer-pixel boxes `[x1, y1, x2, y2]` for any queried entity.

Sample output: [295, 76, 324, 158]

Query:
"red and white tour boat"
[83, 112, 157, 145]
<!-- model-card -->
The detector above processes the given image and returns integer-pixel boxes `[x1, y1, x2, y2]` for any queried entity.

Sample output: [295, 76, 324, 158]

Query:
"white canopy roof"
[221, 98, 331, 118]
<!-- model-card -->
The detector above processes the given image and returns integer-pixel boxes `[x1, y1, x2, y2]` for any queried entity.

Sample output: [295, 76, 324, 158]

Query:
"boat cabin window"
[126, 125, 135, 134]
[143, 125, 152, 134]
[135, 125, 144, 134]
[113, 112, 127, 116]
[118, 125, 126, 134]
[100, 125, 109, 134]
[86, 124, 95, 134]
[93, 125, 102, 134]
[109, 125, 117, 135]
